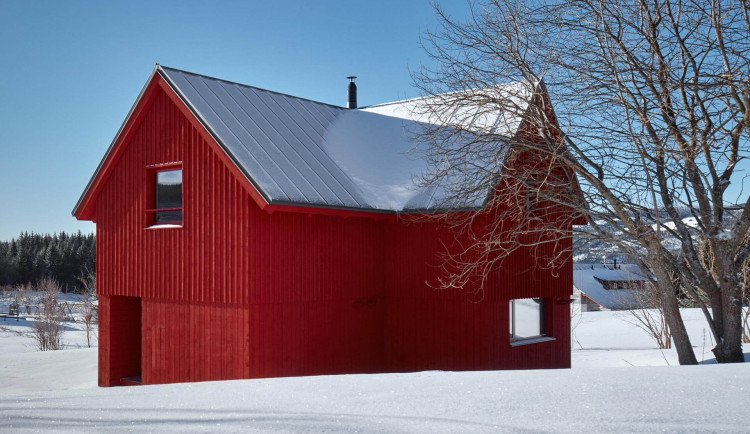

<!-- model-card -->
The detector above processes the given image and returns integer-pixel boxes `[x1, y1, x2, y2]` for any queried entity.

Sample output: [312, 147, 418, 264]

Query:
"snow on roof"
[160, 66, 529, 212]
[320, 109, 479, 211]
[573, 264, 646, 309]
[362, 83, 531, 136]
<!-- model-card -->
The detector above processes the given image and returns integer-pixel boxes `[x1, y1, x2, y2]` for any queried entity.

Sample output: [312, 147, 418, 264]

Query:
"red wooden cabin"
[74, 65, 579, 386]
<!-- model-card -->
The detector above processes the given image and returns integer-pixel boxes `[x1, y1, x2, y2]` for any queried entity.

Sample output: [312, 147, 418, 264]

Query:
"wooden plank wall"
[141, 298, 384, 384]
[95, 89, 384, 306]
[95, 87, 573, 385]
[381, 219, 572, 372]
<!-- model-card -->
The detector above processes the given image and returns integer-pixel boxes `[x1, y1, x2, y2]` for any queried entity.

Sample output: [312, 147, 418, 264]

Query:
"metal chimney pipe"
[347, 76, 357, 109]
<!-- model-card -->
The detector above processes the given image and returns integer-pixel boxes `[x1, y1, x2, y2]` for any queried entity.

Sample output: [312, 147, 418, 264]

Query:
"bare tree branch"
[414, 0, 749, 364]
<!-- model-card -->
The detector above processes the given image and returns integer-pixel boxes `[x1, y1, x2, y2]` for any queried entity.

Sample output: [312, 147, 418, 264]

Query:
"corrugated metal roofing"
[156, 66, 527, 212]
[573, 264, 645, 309]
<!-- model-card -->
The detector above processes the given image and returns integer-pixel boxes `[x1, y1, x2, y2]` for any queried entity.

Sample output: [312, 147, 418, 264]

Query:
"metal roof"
[573, 264, 645, 309]
[158, 66, 531, 212]
[74, 65, 530, 216]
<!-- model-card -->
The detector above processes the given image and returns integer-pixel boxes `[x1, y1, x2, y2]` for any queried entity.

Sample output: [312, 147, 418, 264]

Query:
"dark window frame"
[145, 163, 183, 227]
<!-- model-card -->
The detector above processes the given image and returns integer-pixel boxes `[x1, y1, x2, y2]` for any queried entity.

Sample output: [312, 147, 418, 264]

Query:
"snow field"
[0, 290, 98, 354]
[0, 307, 748, 433]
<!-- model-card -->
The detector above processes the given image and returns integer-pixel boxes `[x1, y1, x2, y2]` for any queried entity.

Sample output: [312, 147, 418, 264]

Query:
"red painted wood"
[85, 76, 577, 386]
[98, 295, 141, 386]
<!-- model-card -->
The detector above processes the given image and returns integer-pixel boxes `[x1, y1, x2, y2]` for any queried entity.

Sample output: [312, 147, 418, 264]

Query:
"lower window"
[509, 297, 545, 342]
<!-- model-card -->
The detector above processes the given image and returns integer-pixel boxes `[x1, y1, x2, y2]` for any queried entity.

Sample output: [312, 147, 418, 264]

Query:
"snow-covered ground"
[571, 308, 744, 367]
[0, 308, 748, 432]
[0, 316, 97, 354]
[0, 290, 97, 353]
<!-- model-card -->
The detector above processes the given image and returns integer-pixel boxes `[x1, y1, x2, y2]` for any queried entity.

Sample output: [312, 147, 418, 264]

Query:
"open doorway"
[108, 295, 142, 385]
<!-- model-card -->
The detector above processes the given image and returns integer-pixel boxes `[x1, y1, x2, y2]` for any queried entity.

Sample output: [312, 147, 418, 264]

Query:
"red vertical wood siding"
[93, 86, 574, 386]
[381, 219, 572, 372]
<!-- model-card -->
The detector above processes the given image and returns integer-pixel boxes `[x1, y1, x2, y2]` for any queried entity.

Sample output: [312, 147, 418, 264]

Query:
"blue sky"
[2, 1, 746, 242]
[0, 0, 471, 241]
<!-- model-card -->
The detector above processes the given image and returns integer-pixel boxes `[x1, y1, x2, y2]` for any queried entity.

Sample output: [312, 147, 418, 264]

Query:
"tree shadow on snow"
[0, 404, 533, 433]
[0, 317, 81, 332]
[698, 351, 750, 365]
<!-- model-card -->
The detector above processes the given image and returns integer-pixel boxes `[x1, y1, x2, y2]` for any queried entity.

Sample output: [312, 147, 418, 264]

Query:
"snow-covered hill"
[573, 205, 745, 264]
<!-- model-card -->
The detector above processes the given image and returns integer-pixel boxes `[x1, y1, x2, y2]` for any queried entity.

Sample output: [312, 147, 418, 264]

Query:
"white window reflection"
[509, 298, 545, 341]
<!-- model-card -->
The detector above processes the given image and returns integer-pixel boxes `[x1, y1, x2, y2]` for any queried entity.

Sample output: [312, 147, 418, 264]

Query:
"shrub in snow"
[31, 278, 64, 351]
[77, 270, 97, 348]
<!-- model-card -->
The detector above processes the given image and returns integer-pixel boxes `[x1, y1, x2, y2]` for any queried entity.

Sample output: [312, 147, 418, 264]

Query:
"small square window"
[153, 168, 182, 224]
[509, 297, 545, 342]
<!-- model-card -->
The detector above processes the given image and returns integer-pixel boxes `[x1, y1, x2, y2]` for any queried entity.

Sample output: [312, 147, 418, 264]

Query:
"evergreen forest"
[0, 232, 95, 292]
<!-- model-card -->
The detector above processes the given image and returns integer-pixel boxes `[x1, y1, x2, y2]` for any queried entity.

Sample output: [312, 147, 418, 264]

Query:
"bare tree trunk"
[713, 263, 745, 363]
[742, 259, 750, 344]
[652, 262, 697, 365]
[661, 290, 696, 364]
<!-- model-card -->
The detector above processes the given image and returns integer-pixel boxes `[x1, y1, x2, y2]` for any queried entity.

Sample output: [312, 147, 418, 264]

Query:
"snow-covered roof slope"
[160, 66, 528, 212]
[319, 109, 475, 211]
[362, 83, 531, 136]
[573, 264, 645, 309]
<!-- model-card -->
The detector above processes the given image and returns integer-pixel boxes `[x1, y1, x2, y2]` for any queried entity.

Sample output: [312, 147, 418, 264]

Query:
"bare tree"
[413, 0, 750, 364]
[77, 270, 97, 348]
[32, 278, 64, 351]
[17, 282, 33, 315]
[626, 280, 671, 349]
[570, 297, 584, 350]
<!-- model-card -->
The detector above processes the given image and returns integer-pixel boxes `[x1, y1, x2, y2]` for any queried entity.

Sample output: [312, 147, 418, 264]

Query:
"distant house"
[73, 65, 584, 386]
[573, 263, 648, 311]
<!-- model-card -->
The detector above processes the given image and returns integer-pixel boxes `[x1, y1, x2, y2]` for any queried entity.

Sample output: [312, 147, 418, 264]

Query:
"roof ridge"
[159, 65, 348, 111]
